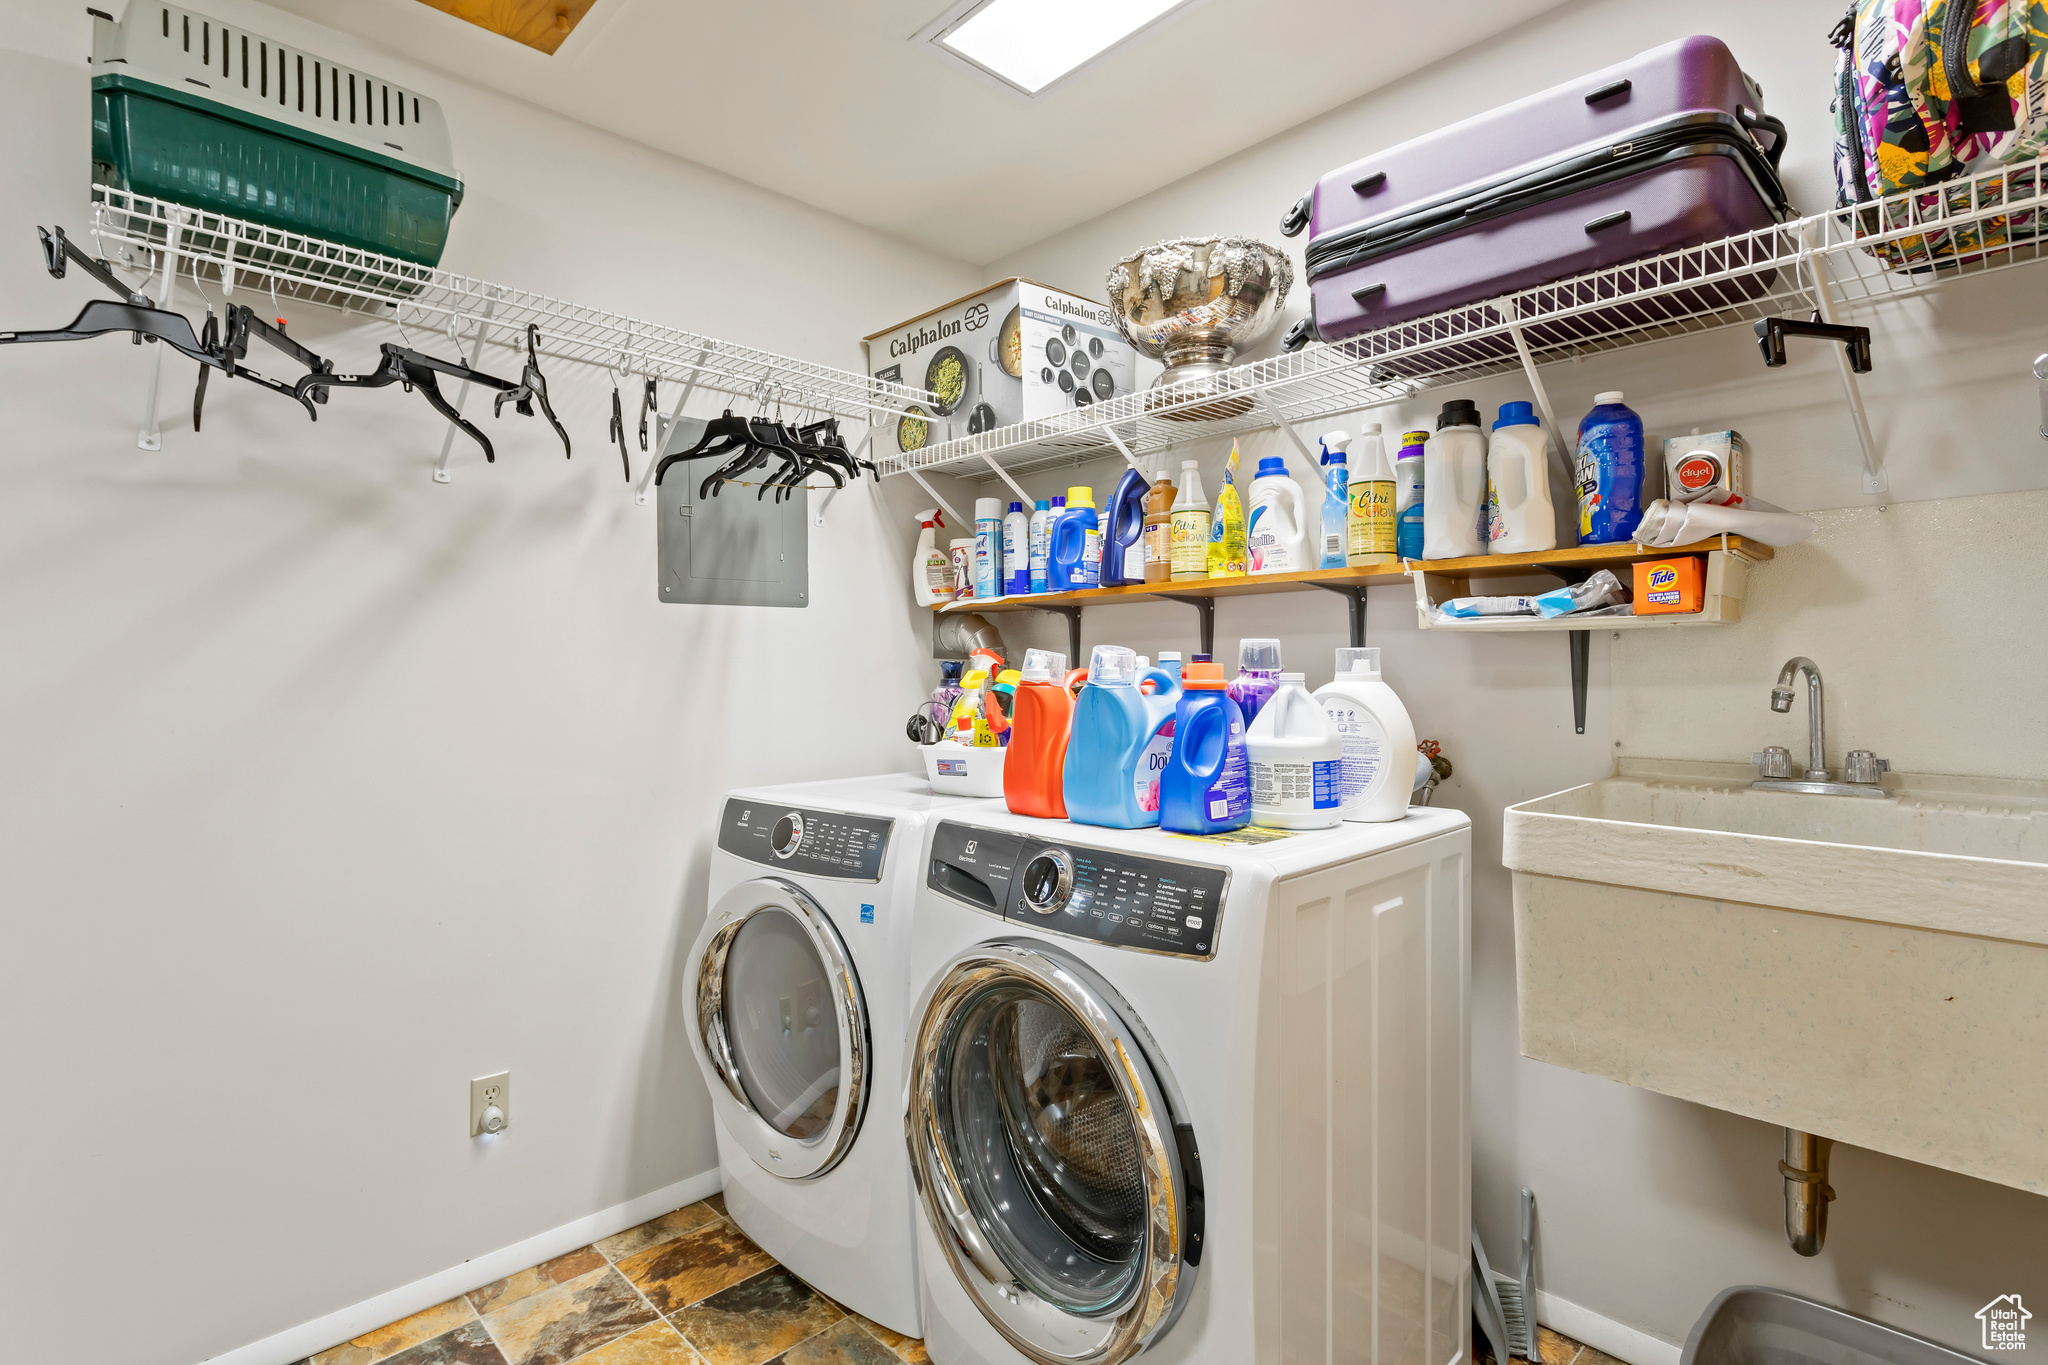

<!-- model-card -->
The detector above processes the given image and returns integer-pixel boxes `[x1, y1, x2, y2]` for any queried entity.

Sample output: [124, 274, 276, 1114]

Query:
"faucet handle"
[1754, 746, 1794, 779]
[1844, 750, 1890, 785]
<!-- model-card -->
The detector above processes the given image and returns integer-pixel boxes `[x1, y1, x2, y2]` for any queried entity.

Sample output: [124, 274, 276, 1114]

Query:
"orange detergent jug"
[1004, 649, 1074, 819]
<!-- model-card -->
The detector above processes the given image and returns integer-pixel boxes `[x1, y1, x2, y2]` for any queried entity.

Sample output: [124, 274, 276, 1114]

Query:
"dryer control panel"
[928, 822, 1228, 959]
[719, 799, 891, 881]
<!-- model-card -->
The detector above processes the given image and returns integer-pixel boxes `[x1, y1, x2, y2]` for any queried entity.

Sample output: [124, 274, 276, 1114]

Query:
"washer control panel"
[719, 799, 891, 881]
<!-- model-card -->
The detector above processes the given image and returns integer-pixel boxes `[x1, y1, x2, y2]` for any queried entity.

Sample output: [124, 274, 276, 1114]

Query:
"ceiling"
[255, 0, 1565, 265]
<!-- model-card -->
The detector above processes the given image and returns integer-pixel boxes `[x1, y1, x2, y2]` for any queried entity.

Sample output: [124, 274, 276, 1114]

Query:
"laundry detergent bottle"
[1227, 637, 1283, 728]
[1575, 390, 1646, 545]
[1314, 647, 1417, 823]
[1485, 401, 1557, 555]
[1207, 441, 1248, 578]
[1004, 649, 1074, 819]
[1246, 673, 1345, 830]
[1064, 645, 1180, 828]
[1048, 486, 1101, 591]
[1394, 432, 1428, 560]
[1423, 400, 1486, 559]
[1159, 659, 1251, 835]
[1246, 455, 1307, 574]
[1101, 466, 1150, 587]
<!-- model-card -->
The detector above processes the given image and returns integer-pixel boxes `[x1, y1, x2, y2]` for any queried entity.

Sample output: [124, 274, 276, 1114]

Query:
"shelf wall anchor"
[432, 290, 499, 484]
[635, 345, 711, 506]
[1797, 221, 1887, 494]
[137, 208, 189, 451]
[1155, 593, 1217, 658]
[1311, 581, 1370, 648]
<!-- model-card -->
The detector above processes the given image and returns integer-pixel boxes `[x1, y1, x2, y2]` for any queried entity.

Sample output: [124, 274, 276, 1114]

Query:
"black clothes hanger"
[608, 376, 632, 483]
[195, 304, 337, 427]
[39, 225, 152, 308]
[305, 344, 520, 462]
[638, 377, 657, 452]
[648, 409, 753, 489]
[0, 298, 322, 417]
[492, 323, 571, 458]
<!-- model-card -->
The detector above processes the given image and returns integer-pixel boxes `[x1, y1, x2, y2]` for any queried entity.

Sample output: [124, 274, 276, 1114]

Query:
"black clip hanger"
[195, 304, 337, 427]
[638, 377, 657, 452]
[649, 409, 753, 489]
[39, 225, 152, 308]
[194, 310, 217, 431]
[492, 323, 571, 458]
[306, 344, 519, 462]
[608, 376, 632, 483]
[0, 298, 322, 418]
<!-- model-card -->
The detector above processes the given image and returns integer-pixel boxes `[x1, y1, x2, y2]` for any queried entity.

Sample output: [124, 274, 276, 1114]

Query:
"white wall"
[0, 4, 977, 1363]
[979, 0, 2048, 1356]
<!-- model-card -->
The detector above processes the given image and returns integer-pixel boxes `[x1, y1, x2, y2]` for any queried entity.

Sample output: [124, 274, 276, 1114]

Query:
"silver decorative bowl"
[1106, 236, 1293, 419]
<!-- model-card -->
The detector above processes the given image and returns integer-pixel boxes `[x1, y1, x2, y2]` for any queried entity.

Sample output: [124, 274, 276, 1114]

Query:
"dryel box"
[865, 278, 1136, 461]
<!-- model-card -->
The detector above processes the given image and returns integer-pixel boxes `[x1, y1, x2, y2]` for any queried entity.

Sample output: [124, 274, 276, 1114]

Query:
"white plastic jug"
[1246, 456, 1307, 574]
[1484, 401, 1557, 555]
[1314, 647, 1417, 823]
[1424, 399, 1486, 559]
[1245, 672, 1344, 829]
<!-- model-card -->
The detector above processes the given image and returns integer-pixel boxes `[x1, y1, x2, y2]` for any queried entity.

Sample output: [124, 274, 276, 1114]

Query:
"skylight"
[924, 0, 1195, 96]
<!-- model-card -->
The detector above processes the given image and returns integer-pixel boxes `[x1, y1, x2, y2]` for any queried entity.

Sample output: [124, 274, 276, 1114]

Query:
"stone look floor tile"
[1571, 1347, 1626, 1365]
[670, 1267, 843, 1365]
[312, 1297, 480, 1365]
[596, 1203, 726, 1264]
[839, 1313, 918, 1358]
[478, 1265, 657, 1365]
[703, 1192, 728, 1217]
[374, 1321, 507, 1365]
[1537, 1325, 1584, 1364]
[614, 1220, 776, 1315]
[564, 1320, 705, 1365]
[766, 1321, 898, 1365]
[470, 1248, 610, 1315]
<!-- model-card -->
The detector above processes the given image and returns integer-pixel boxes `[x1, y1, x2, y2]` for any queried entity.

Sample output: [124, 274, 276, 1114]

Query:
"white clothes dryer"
[903, 808, 1472, 1365]
[687, 774, 999, 1338]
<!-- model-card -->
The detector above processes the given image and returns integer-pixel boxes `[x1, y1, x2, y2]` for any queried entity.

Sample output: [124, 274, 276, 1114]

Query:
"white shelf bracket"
[904, 465, 965, 529]
[978, 451, 1032, 507]
[432, 290, 499, 484]
[1101, 424, 1147, 475]
[1250, 387, 1320, 475]
[1799, 223, 1888, 494]
[137, 208, 188, 451]
[636, 345, 712, 506]
[1502, 296, 1573, 489]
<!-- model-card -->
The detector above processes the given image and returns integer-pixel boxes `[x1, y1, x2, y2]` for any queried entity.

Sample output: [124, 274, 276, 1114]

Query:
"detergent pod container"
[1227, 637, 1283, 727]
[1159, 660, 1250, 835]
[1246, 673, 1344, 829]
[1314, 647, 1417, 823]
[1063, 645, 1180, 829]
[1005, 650, 1074, 819]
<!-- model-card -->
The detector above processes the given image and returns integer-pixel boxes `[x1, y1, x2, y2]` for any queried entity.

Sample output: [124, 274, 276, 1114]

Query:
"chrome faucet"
[1752, 656, 1891, 798]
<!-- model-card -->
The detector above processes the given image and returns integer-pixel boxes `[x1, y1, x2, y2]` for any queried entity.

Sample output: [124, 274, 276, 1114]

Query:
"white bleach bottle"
[1314, 647, 1417, 822]
[1246, 454, 1307, 574]
[1245, 673, 1344, 829]
[1483, 401, 1557, 555]
[1423, 398, 1487, 559]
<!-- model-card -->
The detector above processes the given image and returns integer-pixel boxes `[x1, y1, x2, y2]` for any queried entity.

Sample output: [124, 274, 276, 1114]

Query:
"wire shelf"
[86, 186, 937, 425]
[880, 156, 2046, 480]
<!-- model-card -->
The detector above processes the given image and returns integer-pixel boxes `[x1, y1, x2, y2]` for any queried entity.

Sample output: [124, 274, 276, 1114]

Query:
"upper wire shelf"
[879, 156, 2046, 481]
[86, 185, 937, 425]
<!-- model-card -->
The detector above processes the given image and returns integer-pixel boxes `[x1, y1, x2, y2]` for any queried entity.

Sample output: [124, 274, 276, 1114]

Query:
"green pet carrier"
[90, 3, 464, 267]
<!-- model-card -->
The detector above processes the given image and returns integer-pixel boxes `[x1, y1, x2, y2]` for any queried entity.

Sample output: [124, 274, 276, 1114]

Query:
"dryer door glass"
[723, 908, 842, 1139]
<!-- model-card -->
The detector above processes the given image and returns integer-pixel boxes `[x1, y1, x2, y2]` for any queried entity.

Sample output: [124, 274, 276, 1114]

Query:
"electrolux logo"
[1979, 1295, 2031, 1352]
[1042, 293, 1111, 326]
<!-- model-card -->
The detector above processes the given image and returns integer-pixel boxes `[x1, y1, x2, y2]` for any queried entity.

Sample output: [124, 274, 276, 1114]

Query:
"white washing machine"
[686, 774, 999, 1337]
[903, 808, 1472, 1365]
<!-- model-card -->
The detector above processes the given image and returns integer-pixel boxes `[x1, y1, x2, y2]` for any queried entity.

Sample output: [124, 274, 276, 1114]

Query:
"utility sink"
[1504, 759, 2048, 1194]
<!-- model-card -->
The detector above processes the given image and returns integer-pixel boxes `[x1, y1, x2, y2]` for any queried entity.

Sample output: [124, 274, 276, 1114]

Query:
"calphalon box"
[864, 279, 1136, 461]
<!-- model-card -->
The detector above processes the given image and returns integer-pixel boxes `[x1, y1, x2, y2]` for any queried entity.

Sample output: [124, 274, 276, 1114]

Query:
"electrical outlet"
[470, 1071, 510, 1137]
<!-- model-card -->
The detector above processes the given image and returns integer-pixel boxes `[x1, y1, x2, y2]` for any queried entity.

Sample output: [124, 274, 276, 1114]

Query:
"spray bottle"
[1317, 432, 1351, 569]
[912, 508, 952, 606]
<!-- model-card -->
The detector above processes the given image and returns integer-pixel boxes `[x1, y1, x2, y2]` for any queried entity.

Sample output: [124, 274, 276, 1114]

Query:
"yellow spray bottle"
[1207, 440, 1248, 578]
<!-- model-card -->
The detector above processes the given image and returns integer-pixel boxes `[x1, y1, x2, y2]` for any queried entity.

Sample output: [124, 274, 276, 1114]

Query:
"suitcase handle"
[1584, 78, 1632, 104]
[1281, 194, 1312, 238]
[1584, 210, 1632, 233]
[1735, 104, 1788, 170]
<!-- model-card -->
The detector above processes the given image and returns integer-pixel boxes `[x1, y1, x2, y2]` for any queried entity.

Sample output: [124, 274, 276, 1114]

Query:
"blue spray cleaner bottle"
[1317, 432, 1351, 569]
[1064, 645, 1181, 828]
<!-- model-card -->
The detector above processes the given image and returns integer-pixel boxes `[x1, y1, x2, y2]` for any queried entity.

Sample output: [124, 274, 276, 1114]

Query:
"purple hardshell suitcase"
[1281, 36, 1790, 348]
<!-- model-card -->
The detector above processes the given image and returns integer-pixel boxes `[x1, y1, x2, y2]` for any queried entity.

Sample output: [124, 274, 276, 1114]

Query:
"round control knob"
[1019, 849, 1074, 916]
[770, 813, 805, 859]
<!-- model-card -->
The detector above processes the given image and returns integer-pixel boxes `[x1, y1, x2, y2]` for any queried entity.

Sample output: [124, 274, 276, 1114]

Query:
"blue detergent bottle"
[1047, 486, 1101, 591]
[1100, 467, 1150, 588]
[1574, 390, 1646, 545]
[1064, 645, 1180, 828]
[1159, 659, 1250, 834]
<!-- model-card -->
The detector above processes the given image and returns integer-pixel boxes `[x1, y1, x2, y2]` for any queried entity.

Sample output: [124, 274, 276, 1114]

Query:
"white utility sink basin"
[1504, 759, 2048, 1194]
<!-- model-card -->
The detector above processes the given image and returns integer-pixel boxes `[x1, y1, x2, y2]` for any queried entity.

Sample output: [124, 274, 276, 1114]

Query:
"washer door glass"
[939, 981, 1146, 1315]
[723, 908, 842, 1139]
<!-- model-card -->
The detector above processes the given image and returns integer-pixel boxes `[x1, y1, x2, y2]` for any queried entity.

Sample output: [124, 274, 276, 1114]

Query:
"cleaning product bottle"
[913, 508, 952, 606]
[974, 498, 1003, 598]
[1142, 464, 1177, 584]
[1004, 649, 1074, 819]
[1246, 454, 1308, 574]
[1423, 399, 1487, 559]
[1138, 656, 1178, 695]
[950, 538, 977, 600]
[952, 668, 999, 746]
[1169, 461, 1210, 581]
[1314, 647, 1417, 823]
[1575, 390, 1646, 545]
[1227, 637, 1282, 728]
[1004, 500, 1031, 593]
[1159, 659, 1251, 835]
[1246, 673, 1344, 830]
[1207, 441, 1248, 578]
[1029, 498, 1054, 594]
[1153, 651, 1184, 691]
[1485, 401, 1557, 555]
[1101, 466, 1150, 588]
[1064, 645, 1181, 829]
[1345, 423, 1396, 568]
[1047, 486, 1101, 591]
[1394, 432, 1427, 560]
[1317, 432, 1350, 569]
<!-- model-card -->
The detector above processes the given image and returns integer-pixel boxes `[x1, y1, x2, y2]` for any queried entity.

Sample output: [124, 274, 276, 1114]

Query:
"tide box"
[1663, 430, 1748, 503]
[864, 279, 1135, 461]
[1633, 556, 1704, 614]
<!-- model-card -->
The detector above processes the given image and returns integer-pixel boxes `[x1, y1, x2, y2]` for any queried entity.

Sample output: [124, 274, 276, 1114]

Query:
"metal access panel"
[655, 416, 809, 608]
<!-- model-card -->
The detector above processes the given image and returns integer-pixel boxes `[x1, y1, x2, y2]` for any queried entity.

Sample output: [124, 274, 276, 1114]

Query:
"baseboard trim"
[1538, 1289, 1684, 1365]
[200, 1170, 725, 1365]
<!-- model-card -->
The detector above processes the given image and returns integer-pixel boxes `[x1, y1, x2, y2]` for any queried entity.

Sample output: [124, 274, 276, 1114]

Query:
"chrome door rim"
[907, 939, 1196, 1365]
[693, 877, 868, 1181]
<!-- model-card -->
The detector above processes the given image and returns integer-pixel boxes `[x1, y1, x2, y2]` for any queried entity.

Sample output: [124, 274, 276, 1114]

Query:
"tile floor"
[299, 1192, 1614, 1365]
[296, 1193, 927, 1365]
